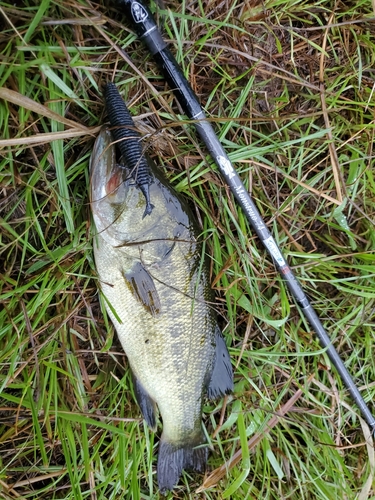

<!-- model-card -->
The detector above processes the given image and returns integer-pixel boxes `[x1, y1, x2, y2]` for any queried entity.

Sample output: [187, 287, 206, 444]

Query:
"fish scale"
[98, 228, 213, 435]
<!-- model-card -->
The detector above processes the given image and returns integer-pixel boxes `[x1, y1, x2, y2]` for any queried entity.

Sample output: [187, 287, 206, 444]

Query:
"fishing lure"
[103, 82, 154, 217]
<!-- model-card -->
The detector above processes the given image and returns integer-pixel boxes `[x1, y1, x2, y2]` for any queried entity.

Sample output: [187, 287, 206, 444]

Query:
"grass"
[0, 0, 375, 498]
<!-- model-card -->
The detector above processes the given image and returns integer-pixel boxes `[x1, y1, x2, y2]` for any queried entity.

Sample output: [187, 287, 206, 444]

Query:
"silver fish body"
[90, 124, 232, 492]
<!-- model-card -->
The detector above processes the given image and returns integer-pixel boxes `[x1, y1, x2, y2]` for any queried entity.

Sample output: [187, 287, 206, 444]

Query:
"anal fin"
[133, 374, 157, 431]
[207, 325, 233, 399]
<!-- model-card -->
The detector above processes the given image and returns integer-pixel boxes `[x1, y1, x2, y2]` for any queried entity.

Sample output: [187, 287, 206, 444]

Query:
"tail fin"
[157, 437, 208, 493]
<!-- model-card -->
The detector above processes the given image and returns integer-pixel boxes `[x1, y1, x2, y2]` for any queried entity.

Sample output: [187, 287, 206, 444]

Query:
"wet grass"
[0, 0, 375, 498]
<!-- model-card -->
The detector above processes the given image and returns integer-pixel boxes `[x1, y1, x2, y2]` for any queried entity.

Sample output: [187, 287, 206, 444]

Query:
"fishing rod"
[115, 0, 375, 434]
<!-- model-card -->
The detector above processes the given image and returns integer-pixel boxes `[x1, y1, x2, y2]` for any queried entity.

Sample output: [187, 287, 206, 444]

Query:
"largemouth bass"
[90, 84, 233, 492]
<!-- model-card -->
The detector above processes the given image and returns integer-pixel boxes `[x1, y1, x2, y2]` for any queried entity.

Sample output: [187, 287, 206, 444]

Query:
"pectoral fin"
[207, 326, 233, 399]
[133, 374, 157, 431]
[123, 262, 161, 316]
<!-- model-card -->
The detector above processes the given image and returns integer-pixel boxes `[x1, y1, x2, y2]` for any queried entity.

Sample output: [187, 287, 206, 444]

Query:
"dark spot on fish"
[164, 242, 176, 258]
[145, 339, 150, 344]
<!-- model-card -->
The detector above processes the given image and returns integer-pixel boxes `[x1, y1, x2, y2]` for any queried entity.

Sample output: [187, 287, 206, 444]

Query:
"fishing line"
[114, 0, 375, 434]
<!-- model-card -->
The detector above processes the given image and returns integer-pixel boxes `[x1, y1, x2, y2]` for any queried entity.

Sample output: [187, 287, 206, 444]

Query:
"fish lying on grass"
[90, 83, 233, 493]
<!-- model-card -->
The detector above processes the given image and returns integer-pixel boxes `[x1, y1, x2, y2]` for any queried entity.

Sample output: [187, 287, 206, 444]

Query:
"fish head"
[90, 126, 134, 246]
[90, 126, 187, 257]
[90, 126, 157, 246]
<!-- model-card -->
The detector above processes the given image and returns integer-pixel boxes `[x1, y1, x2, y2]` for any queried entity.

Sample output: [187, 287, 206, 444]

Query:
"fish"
[90, 84, 233, 493]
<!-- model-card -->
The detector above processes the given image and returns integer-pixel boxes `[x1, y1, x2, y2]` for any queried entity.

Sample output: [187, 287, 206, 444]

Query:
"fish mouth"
[89, 126, 132, 245]
[90, 126, 127, 206]
[90, 126, 155, 247]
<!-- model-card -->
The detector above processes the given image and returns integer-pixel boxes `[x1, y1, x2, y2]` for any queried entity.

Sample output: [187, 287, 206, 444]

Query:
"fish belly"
[94, 233, 215, 441]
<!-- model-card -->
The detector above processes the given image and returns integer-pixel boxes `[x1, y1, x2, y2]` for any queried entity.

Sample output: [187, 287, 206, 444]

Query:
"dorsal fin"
[207, 326, 233, 399]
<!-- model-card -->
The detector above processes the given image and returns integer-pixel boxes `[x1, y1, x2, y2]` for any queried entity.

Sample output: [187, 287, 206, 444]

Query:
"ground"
[0, 0, 375, 499]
